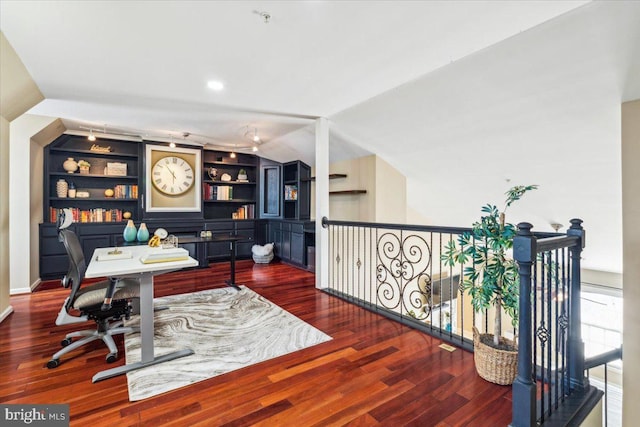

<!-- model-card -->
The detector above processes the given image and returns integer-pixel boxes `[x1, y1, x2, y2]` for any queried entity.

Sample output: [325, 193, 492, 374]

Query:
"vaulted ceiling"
[3, 1, 640, 272]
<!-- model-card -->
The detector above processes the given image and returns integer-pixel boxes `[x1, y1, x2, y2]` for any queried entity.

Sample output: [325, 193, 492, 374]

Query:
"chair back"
[58, 229, 87, 304]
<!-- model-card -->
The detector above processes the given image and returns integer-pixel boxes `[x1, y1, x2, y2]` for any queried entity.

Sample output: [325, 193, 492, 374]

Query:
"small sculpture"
[207, 167, 218, 181]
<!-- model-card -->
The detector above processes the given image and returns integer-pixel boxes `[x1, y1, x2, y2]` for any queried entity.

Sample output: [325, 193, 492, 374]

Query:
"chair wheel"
[106, 353, 118, 363]
[61, 338, 73, 347]
[47, 359, 60, 369]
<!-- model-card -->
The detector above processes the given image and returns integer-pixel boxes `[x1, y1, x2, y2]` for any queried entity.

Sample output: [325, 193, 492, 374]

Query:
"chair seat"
[73, 279, 140, 310]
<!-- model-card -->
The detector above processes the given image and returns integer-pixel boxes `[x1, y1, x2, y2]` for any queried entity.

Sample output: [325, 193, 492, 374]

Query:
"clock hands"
[166, 166, 177, 183]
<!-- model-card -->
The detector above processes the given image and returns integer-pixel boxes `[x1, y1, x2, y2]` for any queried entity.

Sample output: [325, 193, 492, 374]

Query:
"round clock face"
[151, 156, 194, 195]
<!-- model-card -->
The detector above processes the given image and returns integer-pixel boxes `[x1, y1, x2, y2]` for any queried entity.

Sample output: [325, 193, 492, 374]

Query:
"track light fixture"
[87, 129, 96, 142]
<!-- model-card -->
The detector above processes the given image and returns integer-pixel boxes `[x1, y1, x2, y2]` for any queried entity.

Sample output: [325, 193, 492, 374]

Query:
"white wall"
[320, 154, 406, 224]
[0, 31, 44, 319]
[622, 99, 640, 427]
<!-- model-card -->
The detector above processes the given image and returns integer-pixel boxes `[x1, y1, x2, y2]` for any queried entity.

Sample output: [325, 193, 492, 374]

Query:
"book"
[140, 248, 190, 264]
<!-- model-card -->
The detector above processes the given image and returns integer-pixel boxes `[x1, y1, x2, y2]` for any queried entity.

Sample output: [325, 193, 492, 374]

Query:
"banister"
[584, 346, 623, 370]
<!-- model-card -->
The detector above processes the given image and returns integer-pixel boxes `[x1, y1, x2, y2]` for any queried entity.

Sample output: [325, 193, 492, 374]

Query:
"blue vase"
[123, 220, 137, 242]
[137, 223, 149, 242]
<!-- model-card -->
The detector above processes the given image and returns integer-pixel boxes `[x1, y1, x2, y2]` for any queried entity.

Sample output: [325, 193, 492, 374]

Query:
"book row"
[49, 207, 127, 223]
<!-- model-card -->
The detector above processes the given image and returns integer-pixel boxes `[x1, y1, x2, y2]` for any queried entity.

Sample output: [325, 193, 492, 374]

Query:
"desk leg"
[225, 240, 241, 291]
[92, 274, 194, 383]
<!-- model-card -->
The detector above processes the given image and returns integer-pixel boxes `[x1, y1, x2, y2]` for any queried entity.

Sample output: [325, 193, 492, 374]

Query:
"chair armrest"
[101, 278, 119, 311]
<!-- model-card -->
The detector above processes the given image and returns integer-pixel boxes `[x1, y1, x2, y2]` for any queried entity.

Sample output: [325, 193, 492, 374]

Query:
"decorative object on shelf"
[123, 211, 132, 219]
[106, 162, 127, 176]
[162, 234, 178, 249]
[56, 179, 68, 198]
[136, 222, 149, 242]
[284, 185, 298, 201]
[63, 157, 78, 174]
[207, 167, 218, 181]
[442, 184, 538, 385]
[78, 160, 90, 174]
[220, 173, 232, 182]
[68, 182, 76, 198]
[154, 228, 168, 239]
[147, 234, 162, 247]
[123, 220, 137, 242]
[104, 188, 115, 198]
[251, 243, 274, 264]
[90, 143, 112, 153]
[237, 169, 248, 181]
[75, 191, 90, 198]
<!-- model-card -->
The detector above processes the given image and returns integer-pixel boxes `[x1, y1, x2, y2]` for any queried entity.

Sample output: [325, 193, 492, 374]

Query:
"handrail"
[536, 235, 581, 252]
[584, 347, 623, 370]
[321, 216, 561, 238]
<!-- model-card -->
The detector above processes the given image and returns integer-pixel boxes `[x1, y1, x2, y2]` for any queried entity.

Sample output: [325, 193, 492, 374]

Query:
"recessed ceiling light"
[207, 80, 224, 91]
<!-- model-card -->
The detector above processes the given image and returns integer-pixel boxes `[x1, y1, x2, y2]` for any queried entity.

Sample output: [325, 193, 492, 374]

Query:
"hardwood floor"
[0, 260, 512, 426]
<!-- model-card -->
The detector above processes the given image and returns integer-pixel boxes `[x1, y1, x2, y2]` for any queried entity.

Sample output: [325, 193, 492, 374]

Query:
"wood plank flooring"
[0, 260, 512, 426]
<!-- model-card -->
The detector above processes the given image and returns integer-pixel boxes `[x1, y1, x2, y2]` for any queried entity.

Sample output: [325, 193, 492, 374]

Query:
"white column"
[9, 115, 56, 294]
[315, 118, 329, 289]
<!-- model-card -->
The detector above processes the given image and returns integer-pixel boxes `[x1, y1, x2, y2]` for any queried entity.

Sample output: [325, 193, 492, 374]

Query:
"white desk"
[85, 245, 198, 383]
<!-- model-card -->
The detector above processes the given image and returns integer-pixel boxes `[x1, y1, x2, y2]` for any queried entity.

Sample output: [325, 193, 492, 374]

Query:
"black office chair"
[47, 226, 140, 369]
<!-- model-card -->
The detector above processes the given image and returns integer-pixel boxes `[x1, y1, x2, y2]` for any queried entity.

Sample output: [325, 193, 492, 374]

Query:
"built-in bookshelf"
[44, 135, 140, 223]
[283, 160, 311, 220]
[202, 150, 258, 219]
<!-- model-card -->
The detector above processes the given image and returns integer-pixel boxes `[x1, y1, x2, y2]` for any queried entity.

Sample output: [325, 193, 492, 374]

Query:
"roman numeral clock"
[145, 144, 202, 212]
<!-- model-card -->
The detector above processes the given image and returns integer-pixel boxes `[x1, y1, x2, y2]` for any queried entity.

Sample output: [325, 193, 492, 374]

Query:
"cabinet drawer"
[41, 235, 66, 256]
[78, 224, 124, 236]
[41, 254, 69, 278]
[235, 220, 255, 230]
[206, 221, 234, 231]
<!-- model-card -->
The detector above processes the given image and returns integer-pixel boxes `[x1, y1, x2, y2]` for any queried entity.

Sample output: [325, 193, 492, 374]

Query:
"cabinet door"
[80, 235, 111, 262]
[290, 232, 305, 265]
[281, 230, 291, 261]
[260, 161, 282, 218]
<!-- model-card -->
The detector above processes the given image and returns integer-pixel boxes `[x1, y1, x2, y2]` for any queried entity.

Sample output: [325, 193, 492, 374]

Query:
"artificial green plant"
[442, 185, 537, 348]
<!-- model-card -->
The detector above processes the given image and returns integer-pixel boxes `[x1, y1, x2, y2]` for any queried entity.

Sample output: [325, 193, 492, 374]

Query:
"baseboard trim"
[31, 278, 41, 292]
[10, 286, 32, 295]
[0, 305, 14, 323]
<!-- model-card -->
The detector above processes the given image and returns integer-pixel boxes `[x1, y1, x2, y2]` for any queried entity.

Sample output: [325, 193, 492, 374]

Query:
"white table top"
[85, 245, 198, 278]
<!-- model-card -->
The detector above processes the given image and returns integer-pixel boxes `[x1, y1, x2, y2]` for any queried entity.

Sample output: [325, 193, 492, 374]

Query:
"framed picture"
[145, 144, 202, 212]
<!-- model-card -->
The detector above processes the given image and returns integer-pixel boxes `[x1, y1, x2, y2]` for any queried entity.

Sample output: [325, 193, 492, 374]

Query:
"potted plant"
[78, 159, 91, 174]
[237, 169, 248, 181]
[442, 185, 537, 385]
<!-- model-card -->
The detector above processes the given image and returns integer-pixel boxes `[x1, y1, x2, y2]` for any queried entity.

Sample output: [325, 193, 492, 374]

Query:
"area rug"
[123, 286, 332, 401]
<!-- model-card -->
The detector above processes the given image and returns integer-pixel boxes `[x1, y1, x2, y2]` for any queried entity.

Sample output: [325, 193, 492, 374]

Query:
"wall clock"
[145, 144, 202, 212]
[151, 156, 195, 195]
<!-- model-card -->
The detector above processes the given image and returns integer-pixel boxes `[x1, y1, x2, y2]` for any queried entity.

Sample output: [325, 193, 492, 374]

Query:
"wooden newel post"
[567, 218, 587, 390]
[511, 222, 536, 427]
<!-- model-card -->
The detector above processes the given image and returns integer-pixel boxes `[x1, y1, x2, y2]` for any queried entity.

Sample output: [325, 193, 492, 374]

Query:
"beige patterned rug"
[123, 286, 332, 401]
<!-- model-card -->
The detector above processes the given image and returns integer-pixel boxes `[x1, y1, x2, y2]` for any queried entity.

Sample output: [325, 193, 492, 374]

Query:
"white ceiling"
[0, 0, 589, 159]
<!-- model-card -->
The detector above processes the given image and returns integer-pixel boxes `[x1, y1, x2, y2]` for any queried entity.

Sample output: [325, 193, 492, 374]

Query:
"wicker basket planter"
[252, 243, 274, 264]
[252, 253, 274, 264]
[473, 327, 518, 385]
